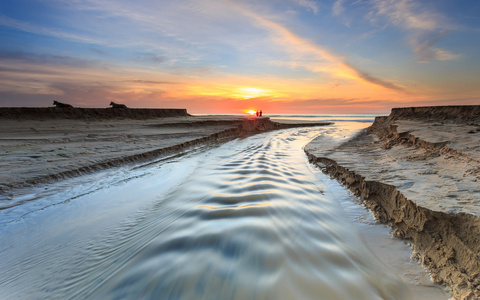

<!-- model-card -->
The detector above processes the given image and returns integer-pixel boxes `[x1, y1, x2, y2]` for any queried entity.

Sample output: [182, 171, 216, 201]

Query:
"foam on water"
[0, 123, 432, 299]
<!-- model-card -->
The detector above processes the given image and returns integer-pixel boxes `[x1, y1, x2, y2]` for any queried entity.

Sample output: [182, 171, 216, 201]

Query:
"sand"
[3, 106, 477, 298]
[305, 106, 480, 300]
[0, 110, 329, 200]
[1, 111, 447, 300]
[0, 116, 242, 196]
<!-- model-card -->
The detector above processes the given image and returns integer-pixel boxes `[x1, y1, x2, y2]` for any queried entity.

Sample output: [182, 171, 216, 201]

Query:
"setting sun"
[1, 1, 478, 298]
[1, 0, 478, 113]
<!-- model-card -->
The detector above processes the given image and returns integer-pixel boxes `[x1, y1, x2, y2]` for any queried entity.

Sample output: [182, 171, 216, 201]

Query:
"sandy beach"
[2, 112, 423, 300]
[306, 105, 480, 300]
[1, 106, 478, 299]
[0, 115, 239, 196]
[0, 108, 328, 200]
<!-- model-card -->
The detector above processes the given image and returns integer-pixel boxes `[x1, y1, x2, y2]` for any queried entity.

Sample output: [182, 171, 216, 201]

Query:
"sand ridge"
[305, 105, 480, 300]
[0, 116, 242, 195]
[0, 107, 189, 119]
[0, 113, 330, 199]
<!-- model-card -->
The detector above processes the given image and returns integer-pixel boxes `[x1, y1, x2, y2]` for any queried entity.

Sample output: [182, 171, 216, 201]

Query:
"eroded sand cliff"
[306, 106, 480, 300]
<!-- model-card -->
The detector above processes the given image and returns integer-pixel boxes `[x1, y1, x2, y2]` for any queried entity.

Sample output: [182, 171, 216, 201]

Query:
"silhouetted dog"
[53, 100, 73, 108]
[109, 101, 128, 108]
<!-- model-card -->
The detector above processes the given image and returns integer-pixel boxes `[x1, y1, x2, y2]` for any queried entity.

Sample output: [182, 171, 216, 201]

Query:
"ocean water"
[194, 112, 384, 123]
[268, 113, 384, 123]
[0, 115, 448, 299]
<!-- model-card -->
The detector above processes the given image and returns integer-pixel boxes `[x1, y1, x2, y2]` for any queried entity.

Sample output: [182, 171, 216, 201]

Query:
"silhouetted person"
[53, 100, 73, 108]
[256, 111, 259, 117]
[259, 110, 263, 117]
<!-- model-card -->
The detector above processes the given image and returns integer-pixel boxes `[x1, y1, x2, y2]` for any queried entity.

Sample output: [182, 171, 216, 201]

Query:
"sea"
[0, 114, 449, 299]
[194, 113, 382, 123]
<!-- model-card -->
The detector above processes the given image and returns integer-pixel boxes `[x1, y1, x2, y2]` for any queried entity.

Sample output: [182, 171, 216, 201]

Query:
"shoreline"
[3, 106, 478, 297]
[305, 105, 480, 300]
[0, 112, 330, 199]
[0, 112, 440, 300]
[0, 107, 190, 119]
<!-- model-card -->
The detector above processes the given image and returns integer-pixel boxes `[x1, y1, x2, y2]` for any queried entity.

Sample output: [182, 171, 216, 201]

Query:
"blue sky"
[0, 0, 479, 113]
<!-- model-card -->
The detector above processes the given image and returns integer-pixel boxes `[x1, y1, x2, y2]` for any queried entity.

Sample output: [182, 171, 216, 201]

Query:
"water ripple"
[0, 127, 411, 300]
[85, 129, 410, 299]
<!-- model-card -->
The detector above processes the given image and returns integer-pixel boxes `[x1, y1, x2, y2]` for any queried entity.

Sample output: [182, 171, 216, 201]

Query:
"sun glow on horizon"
[1, 0, 478, 111]
[232, 87, 271, 99]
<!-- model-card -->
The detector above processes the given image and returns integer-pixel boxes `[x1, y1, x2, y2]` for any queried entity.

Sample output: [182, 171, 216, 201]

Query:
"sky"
[0, 0, 479, 113]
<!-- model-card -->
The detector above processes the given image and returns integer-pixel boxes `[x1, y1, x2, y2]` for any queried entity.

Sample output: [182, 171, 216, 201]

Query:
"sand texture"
[0, 112, 330, 202]
[0, 116, 233, 195]
[306, 105, 480, 300]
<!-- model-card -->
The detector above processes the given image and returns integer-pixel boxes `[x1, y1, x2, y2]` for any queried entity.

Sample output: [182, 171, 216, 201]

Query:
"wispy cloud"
[134, 53, 169, 65]
[1, 1, 251, 62]
[333, 0, 345, 16]
[229, 1, 405, 92]
[371, 0, 459, 62]
[292, 0, 319, 14]
[0, 14, 104, 45]
[0, 49, 180, 101]
[127, 79, 177, 85]
[343, 62, 405, 92]
[1, 0, 475, 112]
[373, 0, 436, 30]
[410, 30, 460, 61]
[0, 50, 94, 68]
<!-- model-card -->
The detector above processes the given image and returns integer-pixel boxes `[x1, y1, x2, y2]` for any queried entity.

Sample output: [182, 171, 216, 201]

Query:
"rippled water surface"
[0, 123, 445, 299]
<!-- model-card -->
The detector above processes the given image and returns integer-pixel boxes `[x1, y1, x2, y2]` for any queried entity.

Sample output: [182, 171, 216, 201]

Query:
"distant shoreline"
[0, 107, 190, 120]
[0, 114, 330, 196]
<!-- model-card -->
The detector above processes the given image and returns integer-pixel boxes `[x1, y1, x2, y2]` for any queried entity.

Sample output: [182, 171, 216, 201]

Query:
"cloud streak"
[292, 0, 319, 14]
[333, 0, 345, 16]
[0, 14, 104, 45]
[230, 1, 406, 92]
[0, 0, 477, 112]
[371, 0, 459, 62]
[342, 62, 406, 92]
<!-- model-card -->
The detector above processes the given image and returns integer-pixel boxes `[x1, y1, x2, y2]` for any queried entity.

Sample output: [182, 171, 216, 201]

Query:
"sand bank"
[0, 110, 330, 203]
[306, 106, 480, 300]
[0, 107, 189, 119]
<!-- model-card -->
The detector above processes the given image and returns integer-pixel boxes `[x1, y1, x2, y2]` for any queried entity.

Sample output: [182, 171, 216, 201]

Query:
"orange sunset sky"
[0, 0, 479, 113]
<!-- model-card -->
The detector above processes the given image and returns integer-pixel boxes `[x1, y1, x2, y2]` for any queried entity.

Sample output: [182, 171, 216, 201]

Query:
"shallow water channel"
[0, 124, 449, 299]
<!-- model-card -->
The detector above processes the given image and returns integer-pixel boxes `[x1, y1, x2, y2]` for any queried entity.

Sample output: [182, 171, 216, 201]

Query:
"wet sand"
[0, 115, 243, 195]
[0, 110, 329, 200]
[306, 106, 480, 299]
[1, 106, 472, 298]
[1, 120, 435, 300]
